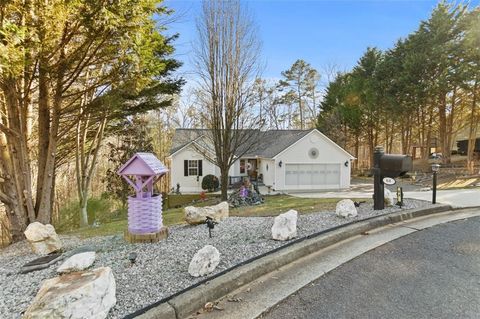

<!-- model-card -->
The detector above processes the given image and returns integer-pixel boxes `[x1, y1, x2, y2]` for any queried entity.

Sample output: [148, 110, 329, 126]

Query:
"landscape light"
[431, 164, 440, 204]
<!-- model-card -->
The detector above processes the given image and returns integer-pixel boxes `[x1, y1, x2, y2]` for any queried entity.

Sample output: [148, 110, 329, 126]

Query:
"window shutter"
[198, 160, 203, 176]
[184, 160, 188, 176]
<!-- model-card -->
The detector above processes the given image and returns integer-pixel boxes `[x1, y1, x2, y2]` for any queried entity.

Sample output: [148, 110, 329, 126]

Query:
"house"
[168, 129, 355, 193]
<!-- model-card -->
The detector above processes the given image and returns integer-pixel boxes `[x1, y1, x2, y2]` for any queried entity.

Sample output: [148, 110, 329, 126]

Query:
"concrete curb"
[129, 204, 452, 319]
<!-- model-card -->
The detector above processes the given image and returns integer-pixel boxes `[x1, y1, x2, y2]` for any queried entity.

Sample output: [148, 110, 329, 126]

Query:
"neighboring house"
[168, 129, 355, 193]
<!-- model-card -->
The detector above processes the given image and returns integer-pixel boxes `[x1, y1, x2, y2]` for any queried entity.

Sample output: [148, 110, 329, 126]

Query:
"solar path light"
[205, 216, 217, 238]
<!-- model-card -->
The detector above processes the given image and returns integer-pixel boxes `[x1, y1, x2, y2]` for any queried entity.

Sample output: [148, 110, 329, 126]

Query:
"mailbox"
[373, 147, 412, 210]
[379, 155, 413, 178]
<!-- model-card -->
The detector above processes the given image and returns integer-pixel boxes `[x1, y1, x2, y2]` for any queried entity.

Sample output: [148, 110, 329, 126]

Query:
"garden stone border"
[126, 204, 453, 319]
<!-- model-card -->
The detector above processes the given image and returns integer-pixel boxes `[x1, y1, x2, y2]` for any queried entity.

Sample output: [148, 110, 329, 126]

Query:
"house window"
[188, 160, 198, 176]
[240, 159, 246, 174]
[184, 160, 203, 177]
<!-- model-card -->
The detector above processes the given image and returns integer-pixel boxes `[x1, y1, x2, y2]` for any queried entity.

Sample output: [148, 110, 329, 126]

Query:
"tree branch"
[0, 189, 11, 205]
[0, 123, 20, 138]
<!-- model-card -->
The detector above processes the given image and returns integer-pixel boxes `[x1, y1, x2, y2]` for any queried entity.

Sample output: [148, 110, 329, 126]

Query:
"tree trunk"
[467, 79, 478, 174]
[298, 87, 304, 130]
[79, 198, 89, 227]
[220, 165, 229, 201]
[35, 58, 51, 215]
[0, 78, 36, 240]
[36, 41, 66, 223]
[424, 102, 435, 160]
[354, 134, 359, 170]
[444, 87, 457, 164]
[438, 93, 448, 163]
[0, 139, 27, 241]
[76, 113, 107, 228]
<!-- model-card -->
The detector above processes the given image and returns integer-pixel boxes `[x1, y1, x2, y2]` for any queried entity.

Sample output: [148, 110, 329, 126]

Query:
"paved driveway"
[405, 189, 480, 208]
[290, 183, 374, 199]
[262, 215, 480, 319]
[291, 185, 480, 208]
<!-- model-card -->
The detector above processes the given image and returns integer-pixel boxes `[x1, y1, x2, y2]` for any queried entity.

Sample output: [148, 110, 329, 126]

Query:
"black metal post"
[373, 146, 385, 210]
[400, 187, 403, 207]
[432, 171, 437, 204]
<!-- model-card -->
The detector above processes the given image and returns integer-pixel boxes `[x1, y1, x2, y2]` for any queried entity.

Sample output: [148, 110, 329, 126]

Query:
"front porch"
[227, 157, 265, 188]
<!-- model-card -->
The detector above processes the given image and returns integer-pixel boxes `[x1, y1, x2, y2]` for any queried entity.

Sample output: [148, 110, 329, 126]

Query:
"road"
[261, 215, 480, 319]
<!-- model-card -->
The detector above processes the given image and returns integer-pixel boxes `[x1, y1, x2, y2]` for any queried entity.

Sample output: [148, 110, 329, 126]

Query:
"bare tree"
[193, 0, 262, 200]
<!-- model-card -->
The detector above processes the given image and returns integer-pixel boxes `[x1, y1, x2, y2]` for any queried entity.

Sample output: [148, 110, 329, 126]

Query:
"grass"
[231, 195, 369, 217]
[63, 195, 371, 239]
[166, 193, 217, 208]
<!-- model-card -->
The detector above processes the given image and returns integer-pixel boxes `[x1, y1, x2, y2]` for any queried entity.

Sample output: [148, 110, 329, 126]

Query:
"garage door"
[285, 164, 340, 187]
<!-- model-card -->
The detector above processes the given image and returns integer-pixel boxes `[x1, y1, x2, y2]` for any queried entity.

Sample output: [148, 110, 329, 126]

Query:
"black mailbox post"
[373, 146, 413, 210]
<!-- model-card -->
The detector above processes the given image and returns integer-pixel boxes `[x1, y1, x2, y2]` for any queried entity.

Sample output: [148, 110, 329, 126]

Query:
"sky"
[162, 0, 479, 90]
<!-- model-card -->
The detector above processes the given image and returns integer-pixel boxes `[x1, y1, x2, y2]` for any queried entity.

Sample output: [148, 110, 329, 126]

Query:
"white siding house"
[168, 129, 354, 193]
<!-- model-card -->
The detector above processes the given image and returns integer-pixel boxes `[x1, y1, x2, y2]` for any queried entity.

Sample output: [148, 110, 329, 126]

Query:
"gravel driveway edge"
[130, 204, 452, 319]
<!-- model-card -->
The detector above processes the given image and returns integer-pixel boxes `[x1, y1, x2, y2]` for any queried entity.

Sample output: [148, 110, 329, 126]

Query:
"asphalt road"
[261, 215, 480, 319]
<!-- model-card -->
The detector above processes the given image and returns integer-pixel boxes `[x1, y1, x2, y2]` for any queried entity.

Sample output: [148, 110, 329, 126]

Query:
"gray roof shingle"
[170, 129, 312, 158]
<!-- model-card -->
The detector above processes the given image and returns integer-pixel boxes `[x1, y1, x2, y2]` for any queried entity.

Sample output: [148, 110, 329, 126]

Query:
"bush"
[202, 174, 219, 192]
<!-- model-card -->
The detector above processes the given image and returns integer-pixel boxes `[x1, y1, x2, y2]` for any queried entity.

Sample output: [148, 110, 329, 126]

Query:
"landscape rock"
[271, 210, 298, 241]
[335, 199, 358, 218]
[21, 253, 64, 274]
[24, 222, 63, 255]
[23, 267, 116, 319]
[188, 245, 221, 277]
[384, 188, 395, 206]
[57, 251, 96, 274]
[185, 201, 229, 225]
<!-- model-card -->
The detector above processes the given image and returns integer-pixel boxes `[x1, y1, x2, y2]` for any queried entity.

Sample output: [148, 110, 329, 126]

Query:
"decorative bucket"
[127, 194, 163, 234]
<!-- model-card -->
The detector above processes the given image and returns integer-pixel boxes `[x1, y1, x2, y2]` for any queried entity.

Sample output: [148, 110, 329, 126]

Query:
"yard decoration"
[228, 187, 263, 208]
[118, 152, 169, 243]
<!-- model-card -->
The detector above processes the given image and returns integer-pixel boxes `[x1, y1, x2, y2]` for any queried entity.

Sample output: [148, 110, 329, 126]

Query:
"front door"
[247, 159, 257, 181]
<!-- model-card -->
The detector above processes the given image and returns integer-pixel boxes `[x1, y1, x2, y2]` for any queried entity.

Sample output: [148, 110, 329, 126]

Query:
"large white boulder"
[57, 252, 96, 274]
[24, 267, 116, 319]
[336, 199, 358, 218]
[272, 210, 298, 241]
[384, 188, 395, 207]
[185, 201, 229, 225]
[24, 222, 63, 255]
[188, 245, 221, 277]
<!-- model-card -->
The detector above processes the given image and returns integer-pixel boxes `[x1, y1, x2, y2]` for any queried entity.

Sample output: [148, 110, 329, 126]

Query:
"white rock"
[24, 222, 63, 255]
[384, 188, 395, 207]
[188, 245, 221, 277]
[271, 210, 298, 241]
[57, 252, 96, 274]
[335, 199, 358, 218]
[184, 201, 229, 225]
[24, 267, 116, 319]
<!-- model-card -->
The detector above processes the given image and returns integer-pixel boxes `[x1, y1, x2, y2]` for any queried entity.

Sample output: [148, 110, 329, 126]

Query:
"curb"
[129, 204, 452, 319]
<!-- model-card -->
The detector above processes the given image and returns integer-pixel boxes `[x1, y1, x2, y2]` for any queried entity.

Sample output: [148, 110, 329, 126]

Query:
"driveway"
[404, 188, 480, 208]
[262, 215, 480, 319]
[290, 181, 480, 208]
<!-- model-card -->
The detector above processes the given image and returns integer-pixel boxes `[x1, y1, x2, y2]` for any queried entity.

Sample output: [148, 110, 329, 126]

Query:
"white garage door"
[285, 164, 340, 187]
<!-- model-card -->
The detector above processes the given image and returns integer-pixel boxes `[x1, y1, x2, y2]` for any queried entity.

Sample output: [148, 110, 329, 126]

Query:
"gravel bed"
[0, 199, 433, 318]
